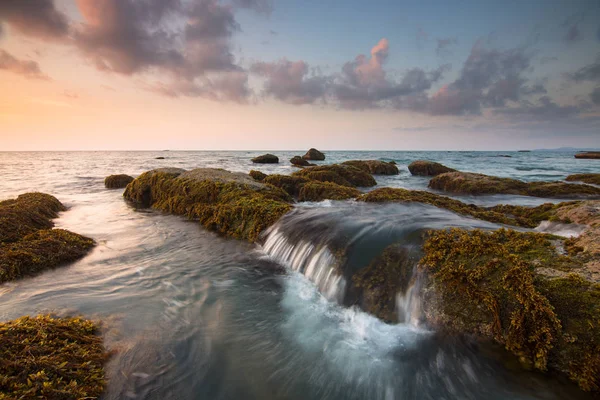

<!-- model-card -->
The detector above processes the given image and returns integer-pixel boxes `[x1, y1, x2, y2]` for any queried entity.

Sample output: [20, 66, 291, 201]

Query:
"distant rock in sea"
[341, 160, 399, 175]
[290, 156, 312, 167]
[252, 154, 279, 163]
[408, 160, 456, 176]
[574, 152, 600, 159]
[156, 157, 165, 160]
[302, 148, 325, 161]
[105, 174, 134, 189]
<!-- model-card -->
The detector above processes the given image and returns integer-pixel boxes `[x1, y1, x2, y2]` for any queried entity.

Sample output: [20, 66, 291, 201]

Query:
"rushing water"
[0, 151, 597, 400]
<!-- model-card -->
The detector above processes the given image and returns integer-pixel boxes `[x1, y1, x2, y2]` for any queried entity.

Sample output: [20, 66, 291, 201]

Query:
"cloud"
[251, 59, 328, 104]
[562, 13, 584, 43]
[148, 70, 249, 102]
[0, 49, 48, 79]
[0, 0, 69, 39]
[592, 87, 600, 105]
[436, 37, 457, 56]
[232, 0, 272, 15]
[567, 55, 600, 82]
[495, 96, 581, 120]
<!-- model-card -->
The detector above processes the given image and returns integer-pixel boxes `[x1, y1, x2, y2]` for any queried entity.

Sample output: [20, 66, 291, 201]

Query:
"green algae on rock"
[429, 171, 600, 198]
[566, 173, 600, 185]
[0, 314, 107, 399]
[408, 160, 456, 176]
[292, 164, 377, 187]
[420, 228, 600, 391]
[341, 160, 399, 175]
[104, 174, 134, 189]
[263, 174, 310, 197]
[249, 170, 267, 182]
[123, 168, 293, 242]
[298, 181, 361, 202]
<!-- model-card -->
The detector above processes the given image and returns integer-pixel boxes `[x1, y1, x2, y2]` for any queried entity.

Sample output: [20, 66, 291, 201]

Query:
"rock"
[155, 156, 165, 159]
[292, 164, 376, 187]
[495, 155, 512, 158]
[290, 156, 313, 167]
[341, 160, 399, 175]
[429, 171, 600, 198]
[407, 160, 456, 176]
[566, 173, 600, 185]
[263, 174, 309, 197]
[104, 174, 134, 189]
[358, 187, 572, 228]
[302, 148, 325, 161]
[0, 315, 106, 399]
[298, 181, 361, 202]
[419, 226, 600, 392]
[251, 154, 279, 164]
[0, 193, 95, 283]
[123, 168, 292, 242]
[518, 150, 531, 153]
[249, 170, 267, 181]
[574, 152, 600, 159]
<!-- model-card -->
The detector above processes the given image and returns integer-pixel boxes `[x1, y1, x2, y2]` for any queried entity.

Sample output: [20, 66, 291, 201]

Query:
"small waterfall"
[396, 266, 423, 327]
[261, 226, 346, 302]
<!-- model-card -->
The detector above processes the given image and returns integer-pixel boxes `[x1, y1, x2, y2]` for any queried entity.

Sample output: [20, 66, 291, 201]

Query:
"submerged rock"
[292, 164, 377, 187]
[123, 168, 292, 242]
[574, 152, 600, 159]
[341, 160, 399, 175]
[104, 174, 134, 189]
[249, 170, 267, 181]
[408, 160, 456, 176]
[0, 193, 95, 283]
[419, 227, 600, 392]
[429, 171, 600, 198]
[302, 148, 325, 161]
[155, 156, 165, 160]
[290, 156, 313, 167]
[0, 314, 107, 398]
[252, 153, 279, 163]
[566, 173, 600, 185]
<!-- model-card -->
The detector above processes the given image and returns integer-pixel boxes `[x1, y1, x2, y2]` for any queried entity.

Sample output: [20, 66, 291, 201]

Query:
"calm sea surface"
[0, 151, 598, 400]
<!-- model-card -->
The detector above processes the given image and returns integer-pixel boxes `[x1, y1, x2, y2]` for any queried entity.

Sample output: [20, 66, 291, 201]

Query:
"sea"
[0, 150, 598, 400]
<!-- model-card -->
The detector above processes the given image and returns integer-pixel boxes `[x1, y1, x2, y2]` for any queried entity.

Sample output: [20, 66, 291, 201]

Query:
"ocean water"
[0, 151, 598, 400]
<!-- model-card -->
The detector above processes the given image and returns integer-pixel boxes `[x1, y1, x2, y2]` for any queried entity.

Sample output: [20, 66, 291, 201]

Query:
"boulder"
[302, 148, 325, 161]
[297, 181, 361, 202]
[104, 174, 134, 189]
[290, 156, 313, 167]
[123, 168, 292, 242]
[251, 154, 279, 164]
[408, 160, 456, 176]
[263, 174, 309, 197]
[292, 164, 376, 187]
[574, 152, 600, 159]
[429, 171, 600, 198]
[566, 174, 600, 185]
[342, 160, 399, 175]
[249, 170, 267, 181]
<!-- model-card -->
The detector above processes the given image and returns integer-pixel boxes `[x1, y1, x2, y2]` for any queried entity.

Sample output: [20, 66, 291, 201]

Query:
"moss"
[408, 160, 456, 176]
[429, 172, 600, 198]
[249, 170, 267, 182]
[565, 174, 600, 185]
[104, 174, 134, 189]
[0, 314, 107, 399]
[358, 187, 573, 228]
[124, 169, 292, 242]
[0, 193, 65, 244]
[298, 181, 361, 202]
[263, 174, 309, 197]
[341, 160, 399, 175]
[292, 164, 376, 187]
[420, 228, 599, 391]
[352, 245, 416, 323]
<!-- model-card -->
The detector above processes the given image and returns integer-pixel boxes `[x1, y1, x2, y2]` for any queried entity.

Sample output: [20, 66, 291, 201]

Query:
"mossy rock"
[104, 174, 134, 189]
[298, 181, 361, 202]
[574, 152, 600, 159]
[566, 174, 600, 185]
[292, 164, 376, 187]
[429, 172, 600, 198]
[342, 160, 399, 175]
[263, 174, 309, 197]
[302, 148, 325, 160]
[290, 156, 313, 167]
[352, 245, 416, 323]
[249, 170, 267, 182]
[420, 228, 600, 391]
[0, 229, 95, 284]
[358, 187, 573, 228]
[251, 154, 279, 164]
[0, 193, 65, 244]
[124, 168, 292, 242]
[408, 160, 456, 176]
[0, 314, 107, 399]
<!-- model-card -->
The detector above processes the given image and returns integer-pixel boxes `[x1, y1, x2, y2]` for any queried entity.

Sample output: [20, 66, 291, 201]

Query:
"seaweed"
[249, 170, 267, 182]
[0, 193, 65, 244]
[565, 174, 600, 185]
[292, 164, 376, 187]
[298, 181, 361, 202]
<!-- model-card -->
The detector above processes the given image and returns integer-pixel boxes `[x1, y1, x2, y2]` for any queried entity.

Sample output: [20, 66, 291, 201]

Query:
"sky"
[0, 0, 599, 151]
